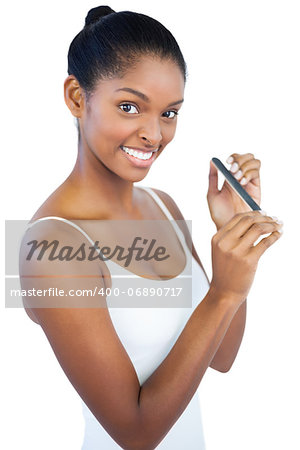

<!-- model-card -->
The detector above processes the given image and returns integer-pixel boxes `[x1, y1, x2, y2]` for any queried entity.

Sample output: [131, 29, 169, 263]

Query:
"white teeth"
[121, 146, 153, 160]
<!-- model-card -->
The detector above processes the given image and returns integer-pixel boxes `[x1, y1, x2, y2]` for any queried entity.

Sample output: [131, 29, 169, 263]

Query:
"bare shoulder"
[28, 179, 72, 222]
[29, 175, 102, 222]
[19, 217, 110, 324]
[29, 182, 108, 222]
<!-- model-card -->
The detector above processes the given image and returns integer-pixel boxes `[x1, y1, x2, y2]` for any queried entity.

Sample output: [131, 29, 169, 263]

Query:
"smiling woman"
[18, 5, 283, 450]
[64, 56, 184, 178]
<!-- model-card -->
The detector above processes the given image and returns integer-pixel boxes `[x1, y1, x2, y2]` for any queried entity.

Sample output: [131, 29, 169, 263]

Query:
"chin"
[115, 164, 151, 183]
[125, 172, 149, 183]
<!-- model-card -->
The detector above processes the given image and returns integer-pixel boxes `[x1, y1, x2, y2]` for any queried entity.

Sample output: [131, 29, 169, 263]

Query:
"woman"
[19, 6, 283, 449]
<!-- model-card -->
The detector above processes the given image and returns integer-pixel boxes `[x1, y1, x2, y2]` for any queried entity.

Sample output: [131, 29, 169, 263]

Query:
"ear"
[64, 75, 85, 118]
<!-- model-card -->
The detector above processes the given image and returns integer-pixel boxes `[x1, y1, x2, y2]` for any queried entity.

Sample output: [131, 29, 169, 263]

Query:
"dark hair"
[67, 5, 187, 100]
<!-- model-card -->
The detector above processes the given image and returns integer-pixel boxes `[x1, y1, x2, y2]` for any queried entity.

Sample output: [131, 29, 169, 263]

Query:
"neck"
[65, 142, 140, 217]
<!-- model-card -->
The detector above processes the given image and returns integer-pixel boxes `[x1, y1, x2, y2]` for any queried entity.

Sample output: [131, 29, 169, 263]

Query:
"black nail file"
[211, 157, 261, 211]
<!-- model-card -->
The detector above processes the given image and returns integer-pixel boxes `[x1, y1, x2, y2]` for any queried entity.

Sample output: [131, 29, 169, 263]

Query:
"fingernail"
[259, 210, 267, 215]
[226, 156, 234, 164]
[234, 170, 243, 180]
[278, 227, 284, 234]
[230, 162, 239, 173]
[271, 216, 283, 225]
[240, 177, 247, 185]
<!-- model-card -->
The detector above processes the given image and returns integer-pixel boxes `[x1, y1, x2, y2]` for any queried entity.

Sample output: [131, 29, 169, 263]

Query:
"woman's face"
[77, 56, 185, 182]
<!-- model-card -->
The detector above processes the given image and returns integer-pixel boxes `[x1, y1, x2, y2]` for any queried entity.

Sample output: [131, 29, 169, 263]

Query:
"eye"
[162, 110, 178, 119]
[119, 103, 139, 114]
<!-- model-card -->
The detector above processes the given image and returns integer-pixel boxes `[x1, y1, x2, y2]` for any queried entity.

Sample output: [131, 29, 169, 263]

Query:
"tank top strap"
[26, 216, 94, 245]
[25, 216, 105, 258]
[137, 186, 190, 256]
[138, 187, 175, 221]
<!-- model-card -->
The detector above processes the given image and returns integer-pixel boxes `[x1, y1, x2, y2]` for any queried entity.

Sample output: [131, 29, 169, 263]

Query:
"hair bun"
[84, 6, 115, 27]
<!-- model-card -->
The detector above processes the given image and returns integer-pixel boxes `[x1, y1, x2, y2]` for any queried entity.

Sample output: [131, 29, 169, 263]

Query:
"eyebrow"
[115, 87, 184, 108]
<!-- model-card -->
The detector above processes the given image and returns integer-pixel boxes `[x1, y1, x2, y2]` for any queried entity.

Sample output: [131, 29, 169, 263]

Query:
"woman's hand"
[210, 211, 283, 305]
[207, 153, 261, 230]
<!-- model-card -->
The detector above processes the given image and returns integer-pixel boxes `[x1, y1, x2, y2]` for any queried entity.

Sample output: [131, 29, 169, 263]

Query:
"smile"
[120, 146, 158, 161]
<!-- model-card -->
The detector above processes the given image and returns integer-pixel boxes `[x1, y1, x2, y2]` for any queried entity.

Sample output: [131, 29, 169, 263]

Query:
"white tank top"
[26, 186, 210, 449]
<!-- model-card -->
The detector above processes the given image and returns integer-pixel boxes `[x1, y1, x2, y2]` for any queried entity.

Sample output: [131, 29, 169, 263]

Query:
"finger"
[235, 220, 283, 251]
[249, 229, 283, 258]
[218, 214, 282, 253]
[218, 210, 274, 238]
[226, 157, 260, 187]
[239, 158, 261, 173]
[226, 153, 255, 174]
[231, 159, 261, 184]
[207, 160, 219, 199]
[228, 153, 255, 167]
[233, 169, 260, 185]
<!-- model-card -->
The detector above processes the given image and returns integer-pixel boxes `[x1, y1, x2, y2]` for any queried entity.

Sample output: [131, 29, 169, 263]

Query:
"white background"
[1, 1, 299, 449]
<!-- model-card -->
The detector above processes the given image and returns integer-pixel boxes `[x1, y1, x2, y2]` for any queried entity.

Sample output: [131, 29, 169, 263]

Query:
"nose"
[138, 119, 162, 147]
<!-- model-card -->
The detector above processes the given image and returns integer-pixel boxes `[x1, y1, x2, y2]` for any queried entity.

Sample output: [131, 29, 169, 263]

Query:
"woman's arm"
[152, 188, 247, 373]
[18, 220, 241, 449]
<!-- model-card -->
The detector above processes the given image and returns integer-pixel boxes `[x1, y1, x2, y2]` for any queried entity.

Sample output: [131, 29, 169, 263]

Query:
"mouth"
[120, 146, 159, 161]
[119, 145, 160, 168]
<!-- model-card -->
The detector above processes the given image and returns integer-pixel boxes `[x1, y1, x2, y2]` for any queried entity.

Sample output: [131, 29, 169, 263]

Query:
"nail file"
[211, 157, 261, 211]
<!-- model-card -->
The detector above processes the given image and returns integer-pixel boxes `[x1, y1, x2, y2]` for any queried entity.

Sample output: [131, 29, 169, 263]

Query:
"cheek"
[163, 123, 177, 144]
[86, 113, 134, 147]
[98, 111, 138, 143]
